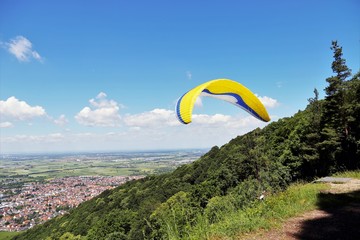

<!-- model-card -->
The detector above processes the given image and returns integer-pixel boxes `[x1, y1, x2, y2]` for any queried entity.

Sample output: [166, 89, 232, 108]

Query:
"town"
[0, 175, 143, 232]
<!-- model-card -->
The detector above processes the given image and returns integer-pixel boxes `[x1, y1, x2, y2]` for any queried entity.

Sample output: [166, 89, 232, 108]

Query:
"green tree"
[300, 89, 322, 177]
[59, 232, 82, 240]
[322, 41, 351, 129]
[342, 72, 360, 168]
[320, 41, 352, 173]
[149, 191, 198, 239]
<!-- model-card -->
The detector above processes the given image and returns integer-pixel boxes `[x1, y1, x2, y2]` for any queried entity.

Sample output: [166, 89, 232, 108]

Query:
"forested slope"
[14, 41, 360, 240]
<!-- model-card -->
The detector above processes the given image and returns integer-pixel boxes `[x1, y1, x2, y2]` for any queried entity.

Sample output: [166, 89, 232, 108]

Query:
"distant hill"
[13, 41, 360, 240]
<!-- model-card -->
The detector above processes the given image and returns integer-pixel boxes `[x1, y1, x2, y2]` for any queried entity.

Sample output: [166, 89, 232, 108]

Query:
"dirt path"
[239, 179, 360, 240]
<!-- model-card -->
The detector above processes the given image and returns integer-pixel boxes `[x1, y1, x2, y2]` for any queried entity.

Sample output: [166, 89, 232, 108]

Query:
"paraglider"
[176, 79, 270, 124]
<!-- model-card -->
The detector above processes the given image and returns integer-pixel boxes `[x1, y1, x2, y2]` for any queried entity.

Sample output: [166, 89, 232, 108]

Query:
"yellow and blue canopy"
[176, 79, 270, 124]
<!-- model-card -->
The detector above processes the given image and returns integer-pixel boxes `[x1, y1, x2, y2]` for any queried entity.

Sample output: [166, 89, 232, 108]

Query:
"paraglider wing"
[176, 79, 270, 124]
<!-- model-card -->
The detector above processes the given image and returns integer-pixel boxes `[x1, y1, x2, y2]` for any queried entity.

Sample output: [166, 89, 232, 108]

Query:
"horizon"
[1, 0, 359, 154]
[0, 147, 209, 156]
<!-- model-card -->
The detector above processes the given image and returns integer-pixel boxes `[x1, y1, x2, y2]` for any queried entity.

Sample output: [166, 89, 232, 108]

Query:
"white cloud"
[4, 36, 43, 62]
[2, 133, 64, 143]
[190, 113, 267, 130]
[192, 113, 231, 124]
[0, 96, 46, 120]
[75, 92, 122, 127]
[96, 92, 107, 99]
[0, 110, 270, 153]
[256, 95, 279, 108]
[186, 71, 192, 80]
[88, 92, 123, 109]
[48, 133, 65, 142]
[121, 111, 268, 150]
[0, 122, 13, 128]
[194, 96, 203, 107]
[31, 51, 42, 61]
[1, 97, 272, 152]
[124, 108, 179, 128]
[54, 114, 69, 126]
[123, 108, 264, 130]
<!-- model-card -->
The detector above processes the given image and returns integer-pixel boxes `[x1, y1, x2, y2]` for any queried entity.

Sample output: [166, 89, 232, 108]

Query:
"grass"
[159, 183, 329, 240]
[332, 170, 360, 179]
[170, 182, 329, 240]
[182, 170, 360, 240]
[0, 231, 21, 240]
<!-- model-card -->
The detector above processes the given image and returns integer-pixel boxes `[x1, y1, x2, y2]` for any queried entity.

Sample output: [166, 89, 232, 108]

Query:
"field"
[0, 150, 206, 187]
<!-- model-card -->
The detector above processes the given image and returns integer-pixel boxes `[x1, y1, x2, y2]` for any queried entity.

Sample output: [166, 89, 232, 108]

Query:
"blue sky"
[0, 0, 359, 153]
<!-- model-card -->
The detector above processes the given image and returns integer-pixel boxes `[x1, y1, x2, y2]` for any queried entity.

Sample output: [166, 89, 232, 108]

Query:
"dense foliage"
[14, 41, 360, 240]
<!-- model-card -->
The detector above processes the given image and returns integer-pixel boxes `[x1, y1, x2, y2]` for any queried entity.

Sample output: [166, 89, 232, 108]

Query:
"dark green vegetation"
[14, 41, 360, 240]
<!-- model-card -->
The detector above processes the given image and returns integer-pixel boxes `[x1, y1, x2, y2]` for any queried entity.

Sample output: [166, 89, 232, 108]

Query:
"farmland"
[0, 150, 206, 185]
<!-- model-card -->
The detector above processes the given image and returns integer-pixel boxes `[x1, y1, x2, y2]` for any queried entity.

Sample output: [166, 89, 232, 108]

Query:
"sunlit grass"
[207, 183, 328, 239]
[181, 170, 360, 239]
[166, 182, 329, 240]
[333, 170, 360, 179]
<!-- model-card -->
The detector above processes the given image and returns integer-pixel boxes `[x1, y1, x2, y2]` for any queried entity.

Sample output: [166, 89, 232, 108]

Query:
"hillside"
[13, 42, 360, 240]
[13, 116, 299, 240]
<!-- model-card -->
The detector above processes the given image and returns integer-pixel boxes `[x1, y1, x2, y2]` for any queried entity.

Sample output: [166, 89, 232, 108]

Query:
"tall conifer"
[323, 41, 351, 130]
[319, 41, 352, 173]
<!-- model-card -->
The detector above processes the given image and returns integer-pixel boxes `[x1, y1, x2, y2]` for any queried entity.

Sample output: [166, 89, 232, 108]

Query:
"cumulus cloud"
[120, 110, 268, 151]
[1, 108, 270, 153]
[0, 96, 46, 120]
[75, 92, 122, 127]
[189, 113, 268, 130]
[123, 108, 264, 129]
[0, 122, 13, 128]
[256, 95, 279, 108]
[4, 36, 43, 62]
[54, 114, 69, 126]
[123, 108, 179, 128]
[192, 113, 231, 124]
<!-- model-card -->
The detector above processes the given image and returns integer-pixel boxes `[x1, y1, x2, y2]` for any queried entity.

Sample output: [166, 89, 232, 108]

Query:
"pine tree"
[320, 41, 352, 173]
[322, 41, 351, 131]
